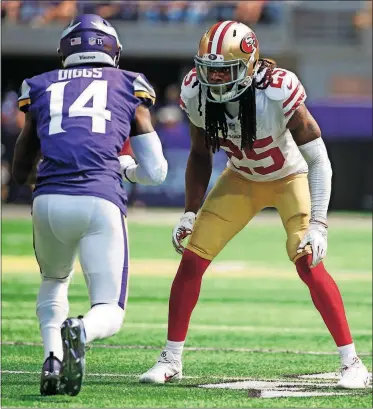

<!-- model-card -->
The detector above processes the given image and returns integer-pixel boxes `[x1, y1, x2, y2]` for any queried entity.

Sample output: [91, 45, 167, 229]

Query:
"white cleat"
[139, 350, 182, 384]
[337, 357, 371, 389]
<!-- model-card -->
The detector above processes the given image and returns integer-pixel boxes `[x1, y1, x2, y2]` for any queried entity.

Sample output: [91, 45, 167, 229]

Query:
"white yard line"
[0, 369, 285, 381]
[0, 369, 206, 380]
[2, 320, 372, 336]
[2, 341, 372, 356]
[3, 369, 371, 384]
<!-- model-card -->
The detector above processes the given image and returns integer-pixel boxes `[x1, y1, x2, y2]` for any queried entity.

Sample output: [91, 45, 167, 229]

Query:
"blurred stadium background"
[1, 0, 372, 211]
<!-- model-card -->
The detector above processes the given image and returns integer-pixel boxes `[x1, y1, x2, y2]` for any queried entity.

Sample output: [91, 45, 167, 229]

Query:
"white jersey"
[180, 67, 308, 182]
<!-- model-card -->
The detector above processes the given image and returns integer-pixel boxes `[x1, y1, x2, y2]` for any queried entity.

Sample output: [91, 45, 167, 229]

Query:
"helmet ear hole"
[114, 49, 121, 67]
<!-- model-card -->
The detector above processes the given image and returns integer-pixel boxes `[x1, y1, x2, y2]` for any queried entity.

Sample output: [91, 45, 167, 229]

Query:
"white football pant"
[33, 194, 129, 361]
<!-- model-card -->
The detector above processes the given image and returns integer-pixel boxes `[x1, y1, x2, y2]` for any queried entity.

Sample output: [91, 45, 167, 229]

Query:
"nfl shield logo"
[89, 37, 96, 46]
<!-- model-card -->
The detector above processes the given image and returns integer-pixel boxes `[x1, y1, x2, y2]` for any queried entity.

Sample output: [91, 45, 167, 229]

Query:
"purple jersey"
[18, 66, 156, 215]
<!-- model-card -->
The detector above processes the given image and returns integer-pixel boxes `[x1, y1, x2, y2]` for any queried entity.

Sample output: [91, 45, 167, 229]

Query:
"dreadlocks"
[199, 58, 277, 153]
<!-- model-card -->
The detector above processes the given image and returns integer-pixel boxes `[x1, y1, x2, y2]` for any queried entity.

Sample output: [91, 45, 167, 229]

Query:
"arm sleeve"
[298, 138, 332, 225]
[120, 131, 168, 186]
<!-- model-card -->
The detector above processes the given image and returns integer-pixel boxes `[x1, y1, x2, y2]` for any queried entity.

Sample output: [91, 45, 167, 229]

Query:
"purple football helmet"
[58, 14, 122, 68]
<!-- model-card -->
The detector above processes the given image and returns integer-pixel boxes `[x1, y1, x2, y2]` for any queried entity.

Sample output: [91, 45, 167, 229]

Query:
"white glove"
[172, 212, 196, 255]
[119, 155, 136, 183]
[297, 222, 328, 268]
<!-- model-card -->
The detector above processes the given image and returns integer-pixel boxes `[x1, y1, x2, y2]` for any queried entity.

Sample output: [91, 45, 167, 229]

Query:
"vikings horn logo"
[240, 33, 258, 54]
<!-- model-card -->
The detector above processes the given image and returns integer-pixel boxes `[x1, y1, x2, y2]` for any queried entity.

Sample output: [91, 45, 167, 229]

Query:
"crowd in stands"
[1, 1, 285, 27]
[353, 0, 372, 30]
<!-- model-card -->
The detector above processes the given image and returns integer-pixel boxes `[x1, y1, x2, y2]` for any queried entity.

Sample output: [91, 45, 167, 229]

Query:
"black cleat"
[60, 318, 86, 396]
[40, 351, 62, 396]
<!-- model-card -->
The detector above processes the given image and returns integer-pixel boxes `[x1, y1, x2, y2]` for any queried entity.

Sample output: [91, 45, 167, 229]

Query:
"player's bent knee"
[39, 266, 75, 281]
[187, 211, 233, 260]
[186, 243, 214, 261]
[286, 226, 312, 263]
[92, 303, 125, 336]
[110, 308, 125, 335]
[288, 244, 312, 264]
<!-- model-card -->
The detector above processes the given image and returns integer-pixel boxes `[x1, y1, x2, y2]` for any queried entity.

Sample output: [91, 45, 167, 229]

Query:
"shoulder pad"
[180, 69, 204, 128]
[264, 68, 302, 102]
[133, 73, 156, 107]
[180, 68, 200, 101]
[18, 79, 31, 113]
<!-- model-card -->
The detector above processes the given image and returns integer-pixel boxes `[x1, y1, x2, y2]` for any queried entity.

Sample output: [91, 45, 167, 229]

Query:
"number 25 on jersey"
[46, 80, 111, 135]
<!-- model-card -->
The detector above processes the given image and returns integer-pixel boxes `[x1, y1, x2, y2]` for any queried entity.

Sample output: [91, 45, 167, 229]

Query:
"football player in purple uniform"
[12, 14, 167, 397]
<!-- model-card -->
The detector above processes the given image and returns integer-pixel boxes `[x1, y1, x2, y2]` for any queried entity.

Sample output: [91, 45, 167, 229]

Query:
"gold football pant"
[186, 168, 312, 263]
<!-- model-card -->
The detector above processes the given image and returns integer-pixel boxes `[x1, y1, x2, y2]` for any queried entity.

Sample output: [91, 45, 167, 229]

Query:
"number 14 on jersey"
[47, 80, 111, 135]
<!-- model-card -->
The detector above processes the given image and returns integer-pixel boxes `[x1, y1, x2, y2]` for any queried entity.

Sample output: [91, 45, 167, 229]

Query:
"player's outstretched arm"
[287, 103, 332, 267]
[185, 122, 213, 214]
[171, 122, 213, 254]
[288, 103, 332, 225]
[119, 104, 168, 186]
[12, 112, 40, 185]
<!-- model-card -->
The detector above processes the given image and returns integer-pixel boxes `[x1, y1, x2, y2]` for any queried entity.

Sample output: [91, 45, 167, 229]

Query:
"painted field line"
[2, 320, 372, 336]
[1, 369, 366, 384]
[1, 370, 135, 378]
[0, 369, 271, 381]
[2, 341, 372, 356]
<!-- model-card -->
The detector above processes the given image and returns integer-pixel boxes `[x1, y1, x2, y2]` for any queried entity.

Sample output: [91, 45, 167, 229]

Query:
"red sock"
[167, 249, 211, 341]
[295, 255, 353, 346]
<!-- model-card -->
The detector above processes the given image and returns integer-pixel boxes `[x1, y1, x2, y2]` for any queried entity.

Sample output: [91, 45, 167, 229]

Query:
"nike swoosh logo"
[287, 79, 293, 90]
[164, 372, 179, 382]
[60, 22, 82, 39]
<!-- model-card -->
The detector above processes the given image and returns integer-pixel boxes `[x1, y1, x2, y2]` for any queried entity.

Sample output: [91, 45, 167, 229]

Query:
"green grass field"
[1, 210, 372, 408]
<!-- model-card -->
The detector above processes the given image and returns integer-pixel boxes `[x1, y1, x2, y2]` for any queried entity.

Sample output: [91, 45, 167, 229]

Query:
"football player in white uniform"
[139, 21, 369, 389]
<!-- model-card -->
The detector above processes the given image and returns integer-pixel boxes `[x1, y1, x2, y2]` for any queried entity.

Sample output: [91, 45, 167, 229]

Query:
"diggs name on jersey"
[58, 68, 103, 81]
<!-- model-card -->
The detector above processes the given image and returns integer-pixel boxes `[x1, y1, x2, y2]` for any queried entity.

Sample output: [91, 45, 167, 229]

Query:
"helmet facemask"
[194, 52, 258, 103]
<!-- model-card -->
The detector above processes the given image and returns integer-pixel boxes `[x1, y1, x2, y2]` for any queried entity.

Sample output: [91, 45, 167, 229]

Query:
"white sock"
[82, 304, 125, 343]
[36, 277, 70, 362]
[166, 340, 184, 359]
[338, 343, 357, 366]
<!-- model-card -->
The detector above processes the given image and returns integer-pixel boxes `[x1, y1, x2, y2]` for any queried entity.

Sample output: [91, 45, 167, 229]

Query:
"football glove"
[297, 221, 328, 268]
[172, 212, 196, 255]
[119, 155, 136, 183]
